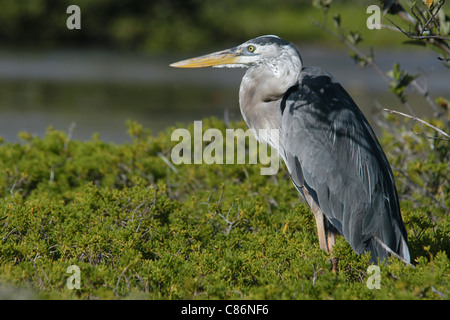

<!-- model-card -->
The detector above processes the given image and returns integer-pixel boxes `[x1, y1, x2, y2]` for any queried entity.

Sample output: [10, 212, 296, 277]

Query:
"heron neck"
[238, 60, 300, 157]
[239, 59, 301, 132]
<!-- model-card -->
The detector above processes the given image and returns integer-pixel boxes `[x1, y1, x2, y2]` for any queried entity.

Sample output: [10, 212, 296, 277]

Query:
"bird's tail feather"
[400, 237, 410, 264]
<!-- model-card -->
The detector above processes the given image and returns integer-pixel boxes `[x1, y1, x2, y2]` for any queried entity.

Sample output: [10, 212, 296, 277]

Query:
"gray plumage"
[171, 35, 410, 264]
[282, 66, 410, 262]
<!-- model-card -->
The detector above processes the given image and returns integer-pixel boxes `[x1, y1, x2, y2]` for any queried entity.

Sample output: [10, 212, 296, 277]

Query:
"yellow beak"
[170, 49, 240, 68]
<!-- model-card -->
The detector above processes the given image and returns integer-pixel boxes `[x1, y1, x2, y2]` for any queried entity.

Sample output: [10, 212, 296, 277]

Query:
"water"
[0, 47, 447, 143]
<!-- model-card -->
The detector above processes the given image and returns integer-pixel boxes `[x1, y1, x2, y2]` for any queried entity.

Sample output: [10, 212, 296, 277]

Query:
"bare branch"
[157, 152, 178, 174]
[383, 108, 450, 140]
[372, 234, 415, 267]
[386, 17, 450, 53]
[413, 130, 450, 141]
[406, 34, 450, 41]
[421, 0, 446, 35]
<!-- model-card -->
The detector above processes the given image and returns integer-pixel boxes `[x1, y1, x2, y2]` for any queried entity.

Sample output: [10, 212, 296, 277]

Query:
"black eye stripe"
[251, 36, 289, 46]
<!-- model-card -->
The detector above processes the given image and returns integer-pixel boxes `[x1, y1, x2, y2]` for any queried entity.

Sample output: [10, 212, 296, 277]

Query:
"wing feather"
[281, 66, 409, 261]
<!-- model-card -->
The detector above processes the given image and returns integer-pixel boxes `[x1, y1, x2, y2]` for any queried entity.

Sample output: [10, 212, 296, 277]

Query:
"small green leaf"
[347, 30, 363, 45]
[333, 13, 341, 28]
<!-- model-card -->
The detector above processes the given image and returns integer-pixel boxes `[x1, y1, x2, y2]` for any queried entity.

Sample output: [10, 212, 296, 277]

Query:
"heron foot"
[330, 257, 339, 273]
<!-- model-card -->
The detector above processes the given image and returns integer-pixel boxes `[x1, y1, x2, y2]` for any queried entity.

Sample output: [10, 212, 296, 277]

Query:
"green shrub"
[0, 118, 448, 299]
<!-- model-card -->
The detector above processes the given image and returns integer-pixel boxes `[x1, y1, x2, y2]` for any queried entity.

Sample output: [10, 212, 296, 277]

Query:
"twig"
[114, 266, 128, 297]
[311, 19, 390, 83]
[380, 24, 407, 32]
[157, 152, 178, 174]
[383, 108, 450, 140]
[2, 227, 18, 242]
[413, 130, 450, 141]
[420, 0, 445, 36]
[404, 34, 450, 41]
[64, 122, 76, 151]
[431, 286, 446, 298]
[408, 79, 449, 127]
[388, 17, 450, 41]
[411, 3, 427, 29]
[386, 17, 450, 55]
[372, 234, 415, 267]
[218, 202, 240, 235]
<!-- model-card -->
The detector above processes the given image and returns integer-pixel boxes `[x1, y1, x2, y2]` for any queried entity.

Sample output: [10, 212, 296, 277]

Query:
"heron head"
[170, 35, 302, 70]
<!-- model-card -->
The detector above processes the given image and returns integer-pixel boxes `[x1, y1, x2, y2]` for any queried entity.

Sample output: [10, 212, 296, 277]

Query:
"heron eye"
[247, 45, 255, 53]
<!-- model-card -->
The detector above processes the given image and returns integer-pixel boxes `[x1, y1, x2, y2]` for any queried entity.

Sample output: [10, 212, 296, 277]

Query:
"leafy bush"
[0, 118, 448, 299]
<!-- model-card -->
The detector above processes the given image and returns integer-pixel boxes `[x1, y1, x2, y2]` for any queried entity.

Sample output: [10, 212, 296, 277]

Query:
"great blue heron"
[170, 35, 410, 266]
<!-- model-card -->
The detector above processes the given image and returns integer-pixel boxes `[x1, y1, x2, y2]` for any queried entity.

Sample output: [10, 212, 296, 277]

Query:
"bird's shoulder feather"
[281, 66, 405, 256]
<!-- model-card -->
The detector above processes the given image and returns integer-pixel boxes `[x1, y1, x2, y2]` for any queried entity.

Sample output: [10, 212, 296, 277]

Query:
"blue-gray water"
[0, 46, 447, 143]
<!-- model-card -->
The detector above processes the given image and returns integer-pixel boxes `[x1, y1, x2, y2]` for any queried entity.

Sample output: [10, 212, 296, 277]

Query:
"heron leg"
[301, 186, 338, 272]
[325, 221, 339, 273]
[301, 187, 328, 251]
[312, 204, 328, 252]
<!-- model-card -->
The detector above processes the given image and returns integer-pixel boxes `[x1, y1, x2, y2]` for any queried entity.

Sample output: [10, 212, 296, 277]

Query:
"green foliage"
[0, 0, 415, 53]
[381, 116, 449, 214]
[387, 63, 419, 102]
[380, 116, 449, 266]
[0, 118, 448, 299]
